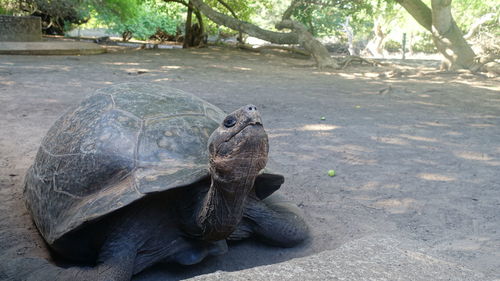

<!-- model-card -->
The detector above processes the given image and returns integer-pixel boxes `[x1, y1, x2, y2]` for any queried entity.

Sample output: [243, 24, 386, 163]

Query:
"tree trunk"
[276, 20, 339, 69]
[431, 0, 479, 70]
[183, 3, 193, 48]
[395, 0, 432, 32]
[408, 32, 415, 56]
[364, 17, 387, 57]
[395, 0, 480, 71]
[373, 19, 387, 57]
[463, 13, 495, 40]
[342, 16, 357, 56]
[216, 0, 243, 42]
[167, 0, 205, 47]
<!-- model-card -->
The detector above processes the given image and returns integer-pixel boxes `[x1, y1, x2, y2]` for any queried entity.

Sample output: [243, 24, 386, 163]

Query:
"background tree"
[15, 0, 92, 34]
[3, 0, 497, 71]
[394, 0, 487, 70]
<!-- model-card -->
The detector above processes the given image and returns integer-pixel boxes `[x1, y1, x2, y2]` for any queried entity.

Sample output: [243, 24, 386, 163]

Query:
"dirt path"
[1, 46, 499, 280]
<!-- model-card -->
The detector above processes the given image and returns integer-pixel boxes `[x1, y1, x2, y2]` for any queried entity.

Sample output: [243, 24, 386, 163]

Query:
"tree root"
[237, 43, 310, 57]
[338, 56, 387, 69]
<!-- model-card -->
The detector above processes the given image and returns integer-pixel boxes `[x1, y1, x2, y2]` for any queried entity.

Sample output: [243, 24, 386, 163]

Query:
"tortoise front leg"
[94, 241, 137, 281]
[230, 193, 309, 247]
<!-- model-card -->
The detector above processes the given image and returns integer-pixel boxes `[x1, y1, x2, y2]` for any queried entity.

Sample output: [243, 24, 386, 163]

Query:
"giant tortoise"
[7, 83, 308, 281]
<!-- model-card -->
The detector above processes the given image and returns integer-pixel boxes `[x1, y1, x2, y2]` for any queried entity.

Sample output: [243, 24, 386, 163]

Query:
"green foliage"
[200, 0, 271, 36]
[384, 39, 401, 52]
[204, 0, 259, 22]
[411, 32, 436, 53]
[0, 6, 8, 15]
[96, 0, 140, 20]
[452, 0, 499, 31]
[0, 0, 17, 15]
[92, 0, 184, 40]
[290, 0, 372, 37]
[14, 0, 91, 34]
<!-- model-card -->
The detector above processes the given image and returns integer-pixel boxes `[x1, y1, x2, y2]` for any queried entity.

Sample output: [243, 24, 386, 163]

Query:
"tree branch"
[282, 0, 302, 20]
[276, 19, 339, 68]
[164, 0, 191, 8]
[464, 13, 495, 40]
[190, 0, 298, 44]
[394, 0, 432, 32]
[216, 0, 242, 42]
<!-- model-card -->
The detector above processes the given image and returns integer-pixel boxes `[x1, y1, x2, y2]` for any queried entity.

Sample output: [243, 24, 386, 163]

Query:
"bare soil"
[1, 46, 499, 280]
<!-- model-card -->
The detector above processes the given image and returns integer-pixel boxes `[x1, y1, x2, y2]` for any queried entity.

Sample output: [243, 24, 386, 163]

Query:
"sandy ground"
[0, 46, 499, 280]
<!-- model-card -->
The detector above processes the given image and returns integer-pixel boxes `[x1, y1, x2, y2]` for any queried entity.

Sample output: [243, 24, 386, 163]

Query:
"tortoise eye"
[223, 116, 237, 128]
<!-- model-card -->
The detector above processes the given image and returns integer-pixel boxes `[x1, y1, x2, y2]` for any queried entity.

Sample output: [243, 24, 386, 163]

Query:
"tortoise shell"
[24, 83, 282, 245]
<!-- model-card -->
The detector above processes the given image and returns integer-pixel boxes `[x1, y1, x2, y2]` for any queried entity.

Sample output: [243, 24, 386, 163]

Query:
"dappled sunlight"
[209, 64, 228, 69]
[153, 78, 173, 82]
[345, 181, 378, 191]
[419, 121, 450, 127]
[280, 150, 318, 162]
[300, 124, 340, 131]
[454, 151, 500, 166]
[412, 158, 440, 166]
[409, 100, 445, 107]
[98, 81, 114, 85]
[123, 68, 151, 74]
[418, 173, 456, 182]
[189, 51, 211, 55]
[399, 134, 439, 143]
[444, 131, 462, 136]
[363, 72, 380, 78]
[0, 80, 16, 86]
[104, 62, 140, 66]
[454, 151, 492, 161]
[232, 66, 252, 71]
[468, 123, 495, 128]
[466, 114, 500, 119]
[267, 124, 341, 138]
[161, 65, 185, 69]
[371, 198, 418, 214]
[371, 198, 416, 214]
[321, 144, 374, 153]
[313, 71, 346, 77]
[2, 64, 74, 72]
[383, 183, 401, 189]
[371, 136, 410, 146]
[452, 79, 500, 92]
[269, 124, 376, 166]
[341, 154, 377, 165]
[320, 144, 376, 165]
[267, 132, 292, 139]
[313, 71, 383, 81]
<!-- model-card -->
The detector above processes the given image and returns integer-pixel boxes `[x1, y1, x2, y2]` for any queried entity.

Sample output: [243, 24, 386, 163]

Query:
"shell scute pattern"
[24, 83, 227, 244]
[41, 94, 113, 155]
[106, 84, 207, 120]
[138, 116, 217, 166]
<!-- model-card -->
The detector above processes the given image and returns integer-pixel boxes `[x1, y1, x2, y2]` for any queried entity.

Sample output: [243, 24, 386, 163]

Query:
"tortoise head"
[208, 104, 269, 182]
[195, 105, 269, 240]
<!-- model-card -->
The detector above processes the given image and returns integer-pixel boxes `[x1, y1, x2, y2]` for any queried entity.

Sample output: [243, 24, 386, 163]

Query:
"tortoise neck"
[195, 173, 257, 241]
